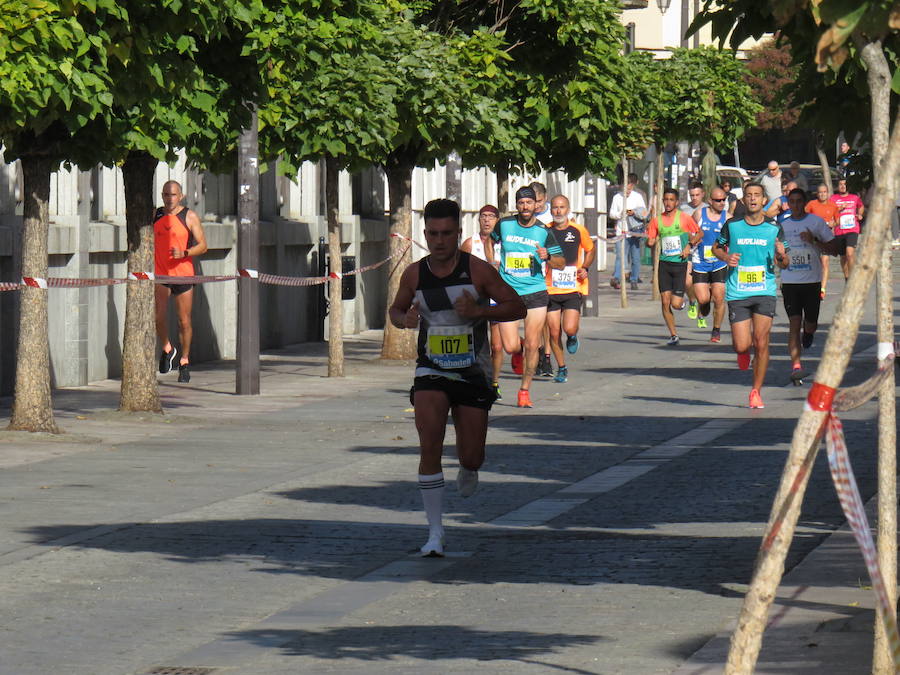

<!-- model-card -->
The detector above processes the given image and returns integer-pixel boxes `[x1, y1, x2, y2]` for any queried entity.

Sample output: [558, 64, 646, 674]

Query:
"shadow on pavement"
[223, 624, 603, 672]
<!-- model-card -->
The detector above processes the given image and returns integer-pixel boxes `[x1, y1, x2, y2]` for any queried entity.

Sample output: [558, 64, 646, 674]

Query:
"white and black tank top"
[415, 252, 491, 386]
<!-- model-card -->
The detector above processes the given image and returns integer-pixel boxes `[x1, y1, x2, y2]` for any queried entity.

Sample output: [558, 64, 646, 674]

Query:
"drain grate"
[144, 668, 217, 675]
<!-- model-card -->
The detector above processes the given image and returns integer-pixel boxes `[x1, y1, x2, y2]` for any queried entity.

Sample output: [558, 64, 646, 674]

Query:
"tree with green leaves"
[610, 48, 758, 300]
[92, 1, 259, 413]
[0, 0, 123, 432]
[654, 47, 761, 192]
[0, 0, 261, 430]
[250, 0, 407, 375]
[377, 25, 517, 359]
[376, 0, 645, 358]
[692, 2, 899, 671]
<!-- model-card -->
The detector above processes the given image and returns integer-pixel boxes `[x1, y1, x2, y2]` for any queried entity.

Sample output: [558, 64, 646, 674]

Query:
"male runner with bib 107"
[389, 199, 525, 557]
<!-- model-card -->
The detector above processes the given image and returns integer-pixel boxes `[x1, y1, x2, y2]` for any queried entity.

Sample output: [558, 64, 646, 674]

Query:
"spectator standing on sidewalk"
[755, 161, 783, 203]
[608, 173, 647, 290]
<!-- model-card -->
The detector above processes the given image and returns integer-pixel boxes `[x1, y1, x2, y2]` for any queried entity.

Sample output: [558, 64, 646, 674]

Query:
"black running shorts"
[833, 232, 859, 253]
[519, 290, 550, 311]
[782, 282, 822, 323]
[691, 267, 727, 285]
[658, 260, 687, 296]
[410, 375, 496, 411]
[163, 283, 192, 296]
[547, 292, 582, 312]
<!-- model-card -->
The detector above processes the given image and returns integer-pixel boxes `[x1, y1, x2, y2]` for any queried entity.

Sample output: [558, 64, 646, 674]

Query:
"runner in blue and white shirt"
[690, 186, 730, 343]
[712, 183, 790, 409]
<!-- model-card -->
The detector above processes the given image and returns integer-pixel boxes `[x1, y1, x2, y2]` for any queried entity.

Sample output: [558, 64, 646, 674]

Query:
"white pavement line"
[491, 498, 590, 526]
[492, 419, 746, 527]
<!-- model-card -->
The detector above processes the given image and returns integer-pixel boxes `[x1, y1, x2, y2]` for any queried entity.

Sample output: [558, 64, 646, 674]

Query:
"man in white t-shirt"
[780, 188, 840, 384]
[530, 181, 554, 225]
[608, 173, 647, 289]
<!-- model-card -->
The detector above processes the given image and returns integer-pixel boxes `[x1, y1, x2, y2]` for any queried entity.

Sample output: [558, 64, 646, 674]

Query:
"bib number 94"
[505, 253, 532, 277]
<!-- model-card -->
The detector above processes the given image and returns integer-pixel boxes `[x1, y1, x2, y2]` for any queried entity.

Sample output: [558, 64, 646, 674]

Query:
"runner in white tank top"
[461, 205, 503, 400]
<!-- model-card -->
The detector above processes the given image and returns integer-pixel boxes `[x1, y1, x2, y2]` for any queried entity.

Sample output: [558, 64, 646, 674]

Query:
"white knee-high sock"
[418, 472, 444, 537]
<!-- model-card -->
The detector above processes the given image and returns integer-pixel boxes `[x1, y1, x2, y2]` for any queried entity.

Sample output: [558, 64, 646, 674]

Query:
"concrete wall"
[0, 154, 607, 395]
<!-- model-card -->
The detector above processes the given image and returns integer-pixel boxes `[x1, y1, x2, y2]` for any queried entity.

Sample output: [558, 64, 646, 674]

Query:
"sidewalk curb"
[673, 493, 880, 675]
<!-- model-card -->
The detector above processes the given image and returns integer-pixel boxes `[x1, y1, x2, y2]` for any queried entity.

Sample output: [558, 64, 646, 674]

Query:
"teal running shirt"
[716, 218, 788, 300]
[491, 217, 562, 295]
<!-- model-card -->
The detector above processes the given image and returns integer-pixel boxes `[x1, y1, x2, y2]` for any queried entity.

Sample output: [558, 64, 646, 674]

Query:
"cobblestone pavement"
[0, 262, 895, 675]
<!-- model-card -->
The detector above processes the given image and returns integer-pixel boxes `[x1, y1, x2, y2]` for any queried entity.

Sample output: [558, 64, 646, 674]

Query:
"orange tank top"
[154, 207, 195, 277]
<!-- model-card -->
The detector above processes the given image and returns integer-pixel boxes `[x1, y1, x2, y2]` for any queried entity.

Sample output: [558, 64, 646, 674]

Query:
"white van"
[716, 165, 750, 199]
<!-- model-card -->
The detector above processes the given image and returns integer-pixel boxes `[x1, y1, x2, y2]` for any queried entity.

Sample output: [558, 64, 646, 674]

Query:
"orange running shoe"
[749, 388, 764, 409]
[511, 339, 524, 374]
[737, 351, 751, 370]
[517, 388, 533, 408]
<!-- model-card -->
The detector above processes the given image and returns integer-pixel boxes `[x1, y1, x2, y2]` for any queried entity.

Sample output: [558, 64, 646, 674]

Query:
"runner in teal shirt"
[492, 216, 563, 295]
[716, 219, 788, 300]
[712, 184, 789, 410]
[490, 186, 564, 409]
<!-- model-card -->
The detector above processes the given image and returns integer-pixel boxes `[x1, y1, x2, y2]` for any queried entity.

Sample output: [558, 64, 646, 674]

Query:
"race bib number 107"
[427, 326, 475, 369]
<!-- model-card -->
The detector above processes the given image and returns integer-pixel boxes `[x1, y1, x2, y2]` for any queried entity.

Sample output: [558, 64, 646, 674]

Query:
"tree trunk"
[8, 154, 57, 432]
[814, 132, 833, 194]
[701, 143, 717, 192]
[325, 156, 344, 377]
[725, 111, 900, 675]
[496, 161, 509, 214]
[653, 147, 664, 301]
[381, 150, 417, 360]
[119, 152, 162, 413]
[858, 39, 896, 675]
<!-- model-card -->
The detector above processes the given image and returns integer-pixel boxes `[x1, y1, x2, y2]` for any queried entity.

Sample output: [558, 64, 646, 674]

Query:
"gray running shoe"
[456, 467, 479, 497]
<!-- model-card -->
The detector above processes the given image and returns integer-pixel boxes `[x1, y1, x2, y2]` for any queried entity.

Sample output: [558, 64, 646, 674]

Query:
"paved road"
[0, 264, 894, 675]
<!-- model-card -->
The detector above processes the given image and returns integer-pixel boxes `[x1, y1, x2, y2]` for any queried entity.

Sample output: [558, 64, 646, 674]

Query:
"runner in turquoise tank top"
[490, 186, 565, 408]
[712, 184, 789, 409]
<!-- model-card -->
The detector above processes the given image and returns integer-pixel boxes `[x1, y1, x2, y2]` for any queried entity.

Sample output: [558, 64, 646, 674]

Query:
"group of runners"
[389, 169, 862, 556]
[459, 183, 595, 407]
[652, 174, 862, 406]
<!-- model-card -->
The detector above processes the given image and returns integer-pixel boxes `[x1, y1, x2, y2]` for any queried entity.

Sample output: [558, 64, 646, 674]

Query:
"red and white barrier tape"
[390, 231, 430, 252]
[0, 245, 410, 291]
[805, 364, 900, 671]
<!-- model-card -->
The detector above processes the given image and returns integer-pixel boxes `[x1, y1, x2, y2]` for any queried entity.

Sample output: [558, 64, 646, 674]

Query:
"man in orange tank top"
[154, 180, 207, 382]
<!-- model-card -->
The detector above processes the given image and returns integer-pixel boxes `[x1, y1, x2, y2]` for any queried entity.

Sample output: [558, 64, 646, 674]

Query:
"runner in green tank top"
[646, 188, 702, 346]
